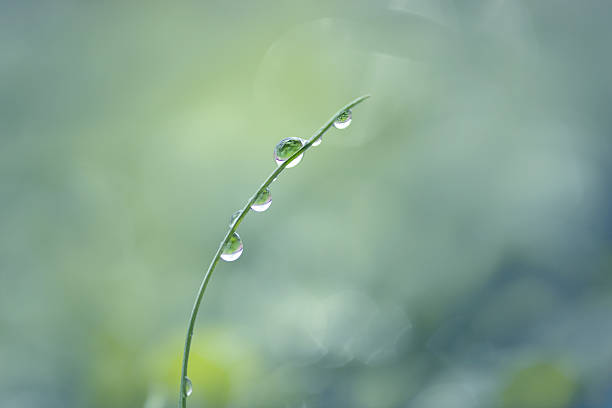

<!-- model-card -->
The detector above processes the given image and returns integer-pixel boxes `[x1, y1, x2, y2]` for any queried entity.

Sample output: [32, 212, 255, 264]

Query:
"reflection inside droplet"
[184, 377, 193, 397]
[333, 109, 352, 129]
[221, 232, 243, 261]
[274, 137, 305, 168]
[251, 188, 272, 212]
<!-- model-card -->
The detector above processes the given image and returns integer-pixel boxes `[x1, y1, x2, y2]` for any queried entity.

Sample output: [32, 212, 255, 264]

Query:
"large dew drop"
[333, 109, 352, 129]
[221, 232, 243, 261]
[251, 188, 272, 212]
[184, 377, 193, 397]
[274, 137, 305, 168]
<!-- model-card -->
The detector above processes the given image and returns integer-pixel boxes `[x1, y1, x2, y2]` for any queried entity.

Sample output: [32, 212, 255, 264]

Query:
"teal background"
[2, 1, 612, 407]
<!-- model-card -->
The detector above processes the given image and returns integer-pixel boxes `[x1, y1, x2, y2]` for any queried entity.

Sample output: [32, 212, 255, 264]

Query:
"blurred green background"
[2, 1, 612, 407]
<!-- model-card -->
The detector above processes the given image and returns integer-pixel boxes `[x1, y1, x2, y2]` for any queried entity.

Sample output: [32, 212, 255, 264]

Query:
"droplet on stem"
[333, 109, 352, 129]
[274, 137, 305, 168]
[251, 188, 272, 212]
[229, 210, 241, 226]
[312, 137, 322, 147]
[221, 232, 243, 261]
[184, 377, 193, 397]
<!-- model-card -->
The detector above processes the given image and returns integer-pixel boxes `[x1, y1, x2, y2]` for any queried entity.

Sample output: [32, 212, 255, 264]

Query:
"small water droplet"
[312, 137, 322, 147]
[333, 109, 352, 129]
[184, 377, 193, 397]
[229, 210, 241, 226]
[274, 137, 305, 168]
[251, 188, 272, 212]
[221, 232, 243, 261]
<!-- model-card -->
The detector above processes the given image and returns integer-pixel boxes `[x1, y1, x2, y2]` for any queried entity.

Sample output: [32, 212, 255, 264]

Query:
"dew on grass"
[251, 188, 272, 212]
[221, 232, 243, 261]
[333, 109, 352, 129]
[184, 377, 193, 397]
[229, 211, 241, 226]
[274, 137, 305, 168]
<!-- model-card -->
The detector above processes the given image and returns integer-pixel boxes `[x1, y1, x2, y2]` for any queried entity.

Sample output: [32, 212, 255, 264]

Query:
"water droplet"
[221, 232, 243, 261]
[184, 377, 193, 397]
[251, 188, 272, 212]
[274, 137, 305, 168]
[229, 210, 241, 226]
[333, 109, 352, 129]
[312, 137, 322, 147]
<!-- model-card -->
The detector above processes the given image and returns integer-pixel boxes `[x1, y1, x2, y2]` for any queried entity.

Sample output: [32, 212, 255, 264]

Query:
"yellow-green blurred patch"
[499, 362, 577, 408]
[145, 328, 262, 407]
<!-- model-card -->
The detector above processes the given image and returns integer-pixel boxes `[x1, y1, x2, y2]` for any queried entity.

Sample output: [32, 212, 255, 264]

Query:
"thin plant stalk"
[178, 94, 370, 407]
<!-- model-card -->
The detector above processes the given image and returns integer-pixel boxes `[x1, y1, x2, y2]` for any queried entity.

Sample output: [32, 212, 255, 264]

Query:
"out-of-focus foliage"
[1, 1, 611, 407]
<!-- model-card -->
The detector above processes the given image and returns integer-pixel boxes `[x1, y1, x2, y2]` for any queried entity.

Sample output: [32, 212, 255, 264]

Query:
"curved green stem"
[178, 94, 370, 407]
